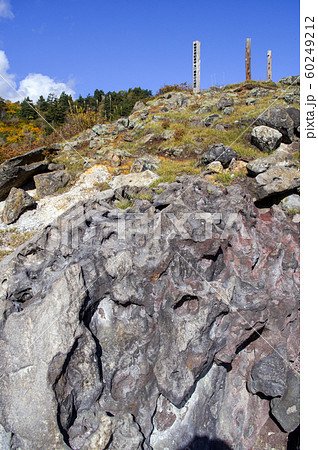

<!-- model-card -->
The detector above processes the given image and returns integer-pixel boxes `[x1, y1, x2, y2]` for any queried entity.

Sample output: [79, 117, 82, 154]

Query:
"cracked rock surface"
[0, 176, 299, 449]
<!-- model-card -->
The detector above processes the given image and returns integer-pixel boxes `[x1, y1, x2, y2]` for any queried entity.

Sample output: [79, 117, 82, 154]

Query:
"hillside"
[0, 77, 300, 450]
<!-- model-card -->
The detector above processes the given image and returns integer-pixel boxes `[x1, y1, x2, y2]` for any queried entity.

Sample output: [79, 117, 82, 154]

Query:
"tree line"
[17, 87, 152, 132]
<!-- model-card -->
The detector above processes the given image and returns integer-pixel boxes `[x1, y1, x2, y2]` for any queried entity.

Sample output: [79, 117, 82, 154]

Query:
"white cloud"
[0, 50, 75, 102]
[0, 0, 14, 19]
[0, 50, 18, 99]
[18, 73, 75, 102]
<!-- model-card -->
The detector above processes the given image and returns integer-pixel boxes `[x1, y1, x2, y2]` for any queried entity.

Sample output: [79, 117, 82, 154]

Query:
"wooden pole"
[245, 38, 251, 81]
[267, 50, 272, 81]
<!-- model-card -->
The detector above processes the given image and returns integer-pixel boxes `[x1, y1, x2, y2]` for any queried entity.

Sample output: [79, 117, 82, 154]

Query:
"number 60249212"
[305, 17, 315, 79]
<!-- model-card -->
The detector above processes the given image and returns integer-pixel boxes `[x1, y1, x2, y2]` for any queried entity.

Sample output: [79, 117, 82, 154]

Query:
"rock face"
[0, 176, 299, 449]
[2, 187, 36, 224]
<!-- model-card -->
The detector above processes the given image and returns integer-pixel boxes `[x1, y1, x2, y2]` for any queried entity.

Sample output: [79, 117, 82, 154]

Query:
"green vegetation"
[0, 228, 37, 261]
[150, 160, 201, 186]
[0, 87, 152, 163]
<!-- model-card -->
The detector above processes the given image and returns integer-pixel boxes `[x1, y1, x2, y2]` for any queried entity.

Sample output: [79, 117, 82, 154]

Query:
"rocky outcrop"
[0, 146, 57, 201]
[0, 176, 299, 449]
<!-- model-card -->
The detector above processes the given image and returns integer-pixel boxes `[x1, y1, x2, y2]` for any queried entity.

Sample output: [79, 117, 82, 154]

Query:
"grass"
[213, 168, 247, 186]
[150, 159, 201, 187]
[0, 228, 37, 261]
[115, 199, 134, 209]
[94, 181, 111, 191]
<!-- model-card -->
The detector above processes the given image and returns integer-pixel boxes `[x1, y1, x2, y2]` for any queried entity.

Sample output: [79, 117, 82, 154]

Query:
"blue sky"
[0, 0, 300, 101]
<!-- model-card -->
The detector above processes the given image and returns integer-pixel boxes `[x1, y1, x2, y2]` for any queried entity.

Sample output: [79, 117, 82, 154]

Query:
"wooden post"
[267, 50, 272, 81]
[245, 38, 251, 81]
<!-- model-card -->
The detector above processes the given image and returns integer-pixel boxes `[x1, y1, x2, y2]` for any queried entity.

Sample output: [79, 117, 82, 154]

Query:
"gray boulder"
[34, 170, 71, 197]
[247, 345, 288, 397]
[286, 107, 300, 135]
[203, 114, 221, 127]
[246, 148, 298, 177]
[248, 167, 300, 202]
[279, 194, 300, 214]
[251, 126, 283, 152]
[2, 187, 36, 224]
[256, 107, 296, 143]
[200, 144, 238, 167]
[249, 87, 272, 98]
[279, 76, 300, 86]
[271, 369, 300, 432]
[216, 96, 234, 110]
[132, 101, 145, 112]
[130, 156, 161, 173]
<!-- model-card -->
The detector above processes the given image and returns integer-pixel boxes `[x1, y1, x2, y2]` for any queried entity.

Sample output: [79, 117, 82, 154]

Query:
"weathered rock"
[248, 167, 300, 202]
[251, 126, 283, 152]
[279, 75, 300, 86]
[34, 170, 71, 196]
[279, 194, 300, 214]
[109, 169, 159, 189]
[0, 177, 299, 449]
[205, 161, 223, 174]
[246, 148, 298, 177]
[0, 158, 50, 201]
[91, 124, 111, 136]
[203, 114, 221, 127]
[247, 344, 288, 397]
[2, 187, 36, 224]
[200, 144, 238, 168]
[249, 87, 272, 98]
[75, 165, 110, 189]
[256, 107, 295, 143]
[130, 156, 161, 173]
[132, 101, 145, 112]
[246, 97, 259, 105]
[195, 105, 212, 114]
[216, 96, 234, 110]
[223, 106, 234, 115]
[48, 163, 65, 171]
[271, 369, 300, 432]
[286, 107, 300, 135]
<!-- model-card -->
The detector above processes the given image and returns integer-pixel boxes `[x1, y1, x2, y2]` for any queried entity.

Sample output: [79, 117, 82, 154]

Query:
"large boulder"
[256, 107, 296, 143]
[34, 170, 71, 197]
[130, 156, 161, 173]
[270, 369, 300, 432]
[1, 187, 36, 224]
[248, 167, 300, 202]
[251, 126, 283, 152]
[200, 144, 238, 168]
[0, 176, 299, 450]
[246, 148, 298, 177]
[0, 145, 58, 200]
[216, 96, 234, 110]
[109, 169, 159, 190]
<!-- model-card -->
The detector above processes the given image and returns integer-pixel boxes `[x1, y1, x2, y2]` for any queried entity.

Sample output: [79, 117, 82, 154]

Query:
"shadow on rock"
[179, 436, 232, 450]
